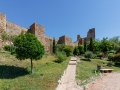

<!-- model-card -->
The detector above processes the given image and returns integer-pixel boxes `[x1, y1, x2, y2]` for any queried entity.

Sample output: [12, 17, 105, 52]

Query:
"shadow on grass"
[53, 59, 63, 63]
[80, 58, 91, 61]
[0, 65, 29, 79]
[113, 64, 120, 68]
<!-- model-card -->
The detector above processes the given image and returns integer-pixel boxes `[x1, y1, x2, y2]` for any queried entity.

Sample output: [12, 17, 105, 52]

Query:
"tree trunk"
[30, 58, 33, 74]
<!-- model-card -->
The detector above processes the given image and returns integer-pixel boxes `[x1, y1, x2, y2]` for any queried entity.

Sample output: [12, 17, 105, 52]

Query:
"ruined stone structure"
[0, 12, 95, 53]
[58, 35, 73, 46]
[83, 28, 95, 42]
[29, 23, 53, 53]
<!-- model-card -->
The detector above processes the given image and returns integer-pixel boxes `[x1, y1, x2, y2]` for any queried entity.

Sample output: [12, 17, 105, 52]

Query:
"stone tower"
[87, 28, 95, 39]
[77, 34, 81, 41]
[29, 23, 45, 45]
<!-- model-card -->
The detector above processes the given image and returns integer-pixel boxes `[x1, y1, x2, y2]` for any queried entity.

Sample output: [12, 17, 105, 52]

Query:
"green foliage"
[4, 45, 14, 52]
[99, 37, 112, 52]
[63, 45, 73, 56]
[116, 47, 120, 54]
[56, 51, 66, 63]
[93, 39, 101, 53]
[56, 44, 65, 52]
[84, 41, 87, 52]
[52, 38, 56, 54]
[14, 33, 45, 73]
[113, 53, 120, 63]
[108, 53, 114, 61]
[78, 45, 84, 54]
[108, 50, 116, 54]
[0, 52, 70, 90]
[107, 61, 114, 67]
[84, 51, 93, 60]
[73, 47, 79, 55]
[89, 37, 94, 51]
[91, 54, 97, 59]
[97, 52, 103, 59]
[109, 36, 120, 51]
[2, 32, 17, 42]
[1, 32, 8, 41]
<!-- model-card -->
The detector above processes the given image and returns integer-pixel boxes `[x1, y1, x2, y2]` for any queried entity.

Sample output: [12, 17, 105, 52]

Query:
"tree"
[52, 38, 56, 54]
[56, 44, 65, 52]
[73, 47, 79, 56]
[14, 33, 45, 74]
[94, 39, 100, 52]
[88, 37, 93, 52]
[84, 51, 93, 61]
[78, 45, 84, 54]
[99, 37, 112, 52]
[84, 41, 87, 52]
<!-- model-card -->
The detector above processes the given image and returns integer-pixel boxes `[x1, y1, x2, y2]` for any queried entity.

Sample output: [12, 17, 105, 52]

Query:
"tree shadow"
[80, 58, 91, 61]
[0, 65, 29, 79]
[53, 59, 63, 63]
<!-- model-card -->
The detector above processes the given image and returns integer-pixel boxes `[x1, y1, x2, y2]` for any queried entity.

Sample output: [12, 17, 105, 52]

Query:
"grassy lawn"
[0, 51, 70, 90]
[76, 57, 120, 85]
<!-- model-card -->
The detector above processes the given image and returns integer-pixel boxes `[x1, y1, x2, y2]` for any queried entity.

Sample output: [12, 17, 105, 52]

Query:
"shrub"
[91, 54, 97, 59]
[113, 53, 120, 63]
[4, 45, 14, 52]
[108, 53, 114, 61]
[84, 51, 93, 60]
[63, 46, 73, 57]
[56, 52, 66, 63]
[107, 61, 114, 67]
[97, 52, 103, 59]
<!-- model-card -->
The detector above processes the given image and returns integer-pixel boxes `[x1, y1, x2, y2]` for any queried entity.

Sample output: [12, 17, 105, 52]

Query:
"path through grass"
[0, 51, 70, 90]
[76, 58, 120, 85]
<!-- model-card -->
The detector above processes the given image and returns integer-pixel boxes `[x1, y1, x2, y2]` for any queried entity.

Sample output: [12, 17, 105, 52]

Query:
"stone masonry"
[0, 12, 95, 54]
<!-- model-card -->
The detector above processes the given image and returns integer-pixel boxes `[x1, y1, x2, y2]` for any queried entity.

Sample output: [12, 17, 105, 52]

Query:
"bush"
[97, 52, 103, 59]
[55, 51, 67, 63]
[113, 53, 120, 63]
[84, 51, 93, 60]
[63, 46, 73, 57]
[91, 54, 97, 59]
[107, 61, 114, 67]
[108, 53, 114, 61]
[4, 45, 14, 52]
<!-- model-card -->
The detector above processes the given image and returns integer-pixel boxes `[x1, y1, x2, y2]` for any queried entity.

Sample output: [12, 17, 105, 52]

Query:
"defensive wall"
[0, 12, 95, 54]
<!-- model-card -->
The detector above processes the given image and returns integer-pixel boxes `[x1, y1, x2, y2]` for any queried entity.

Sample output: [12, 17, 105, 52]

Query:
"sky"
[0, 0, 120, 42]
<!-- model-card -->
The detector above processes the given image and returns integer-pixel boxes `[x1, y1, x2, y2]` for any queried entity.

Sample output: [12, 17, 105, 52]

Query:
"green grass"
[76, 57, 120, 85]
[0, 51, 70, 90]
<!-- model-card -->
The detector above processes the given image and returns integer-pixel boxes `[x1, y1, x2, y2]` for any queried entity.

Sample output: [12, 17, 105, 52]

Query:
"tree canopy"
[14, 33, 45, 73]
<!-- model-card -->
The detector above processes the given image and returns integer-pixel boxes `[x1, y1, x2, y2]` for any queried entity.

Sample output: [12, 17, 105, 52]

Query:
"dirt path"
[87, 72, 120, 90]
[56, 57, 82, 90]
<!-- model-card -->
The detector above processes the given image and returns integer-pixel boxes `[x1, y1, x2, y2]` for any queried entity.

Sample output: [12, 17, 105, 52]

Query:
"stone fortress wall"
[0, 12, 95, 54]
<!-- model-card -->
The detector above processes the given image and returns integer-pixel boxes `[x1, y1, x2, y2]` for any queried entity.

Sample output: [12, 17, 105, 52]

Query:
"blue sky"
[0, 0, 120, 42]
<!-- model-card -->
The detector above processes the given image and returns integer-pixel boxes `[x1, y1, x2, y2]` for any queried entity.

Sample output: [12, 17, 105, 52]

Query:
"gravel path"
[87, 72, 120, 90]
[56, 57, 82, 90]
